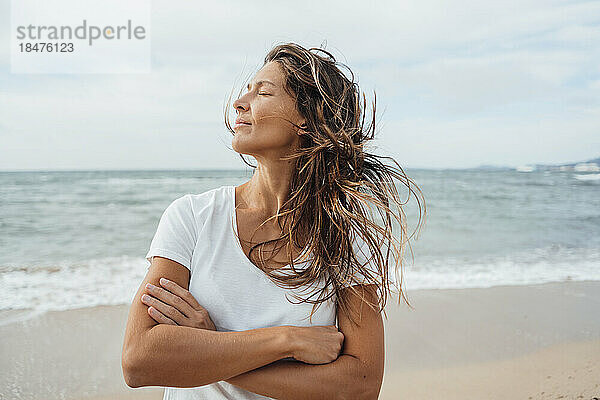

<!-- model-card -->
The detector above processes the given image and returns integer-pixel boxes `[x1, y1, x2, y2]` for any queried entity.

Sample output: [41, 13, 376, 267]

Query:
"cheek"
[252, 105, 273, 128]
[233, 123, 296, 151]
[253, 103, 296, 134]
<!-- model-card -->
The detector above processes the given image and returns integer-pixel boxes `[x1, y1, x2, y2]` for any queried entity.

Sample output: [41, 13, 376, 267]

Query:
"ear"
[297, 120, 307, 136]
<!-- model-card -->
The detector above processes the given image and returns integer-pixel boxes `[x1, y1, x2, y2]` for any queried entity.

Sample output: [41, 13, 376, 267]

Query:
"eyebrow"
[247, 80, 276, 90]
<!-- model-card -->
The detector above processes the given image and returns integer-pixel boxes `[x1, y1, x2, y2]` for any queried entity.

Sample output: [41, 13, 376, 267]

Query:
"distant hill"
[473, 156, 600, 171]
[578, 156, 599, 165]
[532, 156, 600, 171]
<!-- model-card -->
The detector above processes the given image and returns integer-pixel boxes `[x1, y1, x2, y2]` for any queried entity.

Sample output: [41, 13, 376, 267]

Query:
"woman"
[122, 42, 426, 399]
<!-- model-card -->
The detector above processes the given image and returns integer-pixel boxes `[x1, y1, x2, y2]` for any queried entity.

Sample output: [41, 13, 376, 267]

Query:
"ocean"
[1, 169, 598, 313]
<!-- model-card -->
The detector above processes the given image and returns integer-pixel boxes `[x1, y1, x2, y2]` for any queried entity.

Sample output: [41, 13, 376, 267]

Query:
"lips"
[235, 118, 251, 125]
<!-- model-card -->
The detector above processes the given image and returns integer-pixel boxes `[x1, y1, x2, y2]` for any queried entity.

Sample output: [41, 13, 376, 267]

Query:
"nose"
[233, 96, 249, 113]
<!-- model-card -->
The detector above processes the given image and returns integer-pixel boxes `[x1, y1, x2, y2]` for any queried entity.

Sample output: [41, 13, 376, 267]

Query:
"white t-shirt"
[145, 185, 388, 400]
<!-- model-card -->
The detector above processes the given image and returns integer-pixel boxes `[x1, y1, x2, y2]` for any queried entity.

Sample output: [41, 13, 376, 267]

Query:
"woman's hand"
[288, 325, 345, 364]
[141, 277, 216, 331]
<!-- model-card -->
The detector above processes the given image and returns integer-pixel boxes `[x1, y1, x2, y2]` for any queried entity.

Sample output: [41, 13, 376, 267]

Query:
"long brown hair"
[223, 42, 426, 325]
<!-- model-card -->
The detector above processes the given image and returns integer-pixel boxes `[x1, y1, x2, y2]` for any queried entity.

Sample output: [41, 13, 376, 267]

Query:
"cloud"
[0, 0, 598, 170]
[380, 104, 600, 169]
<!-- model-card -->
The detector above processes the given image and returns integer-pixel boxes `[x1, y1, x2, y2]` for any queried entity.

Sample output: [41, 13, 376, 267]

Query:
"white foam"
[1, 246, 599, 312]
[0, 255, 148, 312]
[402, 246, 600, 290]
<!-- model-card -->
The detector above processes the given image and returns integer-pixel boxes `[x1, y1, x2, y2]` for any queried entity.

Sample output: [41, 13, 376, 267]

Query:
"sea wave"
[1, 246, 599, 312]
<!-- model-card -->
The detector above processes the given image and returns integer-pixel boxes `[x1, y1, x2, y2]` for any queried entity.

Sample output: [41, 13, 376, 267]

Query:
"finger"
[141, 294, 187, 325]
[159, 278, 204, 311]
[145, 283, 195, 318]
[147, 306, 177, 325]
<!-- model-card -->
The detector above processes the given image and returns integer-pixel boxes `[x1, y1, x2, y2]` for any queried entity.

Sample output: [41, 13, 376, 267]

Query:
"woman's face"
[232, 61, 306, 160]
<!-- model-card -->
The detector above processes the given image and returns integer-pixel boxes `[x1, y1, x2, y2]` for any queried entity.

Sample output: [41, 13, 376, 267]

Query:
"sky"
[0, 0, 599, 171]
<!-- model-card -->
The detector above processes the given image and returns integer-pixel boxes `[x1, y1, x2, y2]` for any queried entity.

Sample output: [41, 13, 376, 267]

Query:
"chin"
[232, 136, 257, 156]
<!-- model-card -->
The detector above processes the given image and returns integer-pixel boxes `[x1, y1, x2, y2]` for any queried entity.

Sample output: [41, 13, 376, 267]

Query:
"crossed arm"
[121, 257, 384, 399]
[224, 354, 376, 400]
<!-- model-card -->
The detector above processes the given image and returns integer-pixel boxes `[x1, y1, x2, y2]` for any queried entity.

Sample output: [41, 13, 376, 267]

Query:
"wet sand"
[1, 280, 599, 399]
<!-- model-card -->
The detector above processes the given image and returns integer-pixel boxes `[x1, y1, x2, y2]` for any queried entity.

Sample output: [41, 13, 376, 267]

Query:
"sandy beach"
[1, 280, 599, 400]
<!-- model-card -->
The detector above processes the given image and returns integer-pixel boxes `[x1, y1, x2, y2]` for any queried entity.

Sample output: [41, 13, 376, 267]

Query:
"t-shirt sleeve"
[145, 194, 197, 272]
